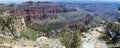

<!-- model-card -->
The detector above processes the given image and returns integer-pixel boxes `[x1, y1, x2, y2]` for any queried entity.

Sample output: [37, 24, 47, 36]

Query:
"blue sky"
[0, 0, 120, 4]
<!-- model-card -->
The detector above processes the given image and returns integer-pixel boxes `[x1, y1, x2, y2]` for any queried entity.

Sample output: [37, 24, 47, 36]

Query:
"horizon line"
[0, 1, 120, 4]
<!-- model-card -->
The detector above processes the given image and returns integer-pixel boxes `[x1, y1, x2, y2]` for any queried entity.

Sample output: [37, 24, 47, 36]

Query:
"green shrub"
[20, 28, 38, 41]
[118, 7, 120, 22]
[103, 22, 120, 44]
[117, 18, 120, 23]
[118, 7, 120, 11]
[59, 30, 81, 48]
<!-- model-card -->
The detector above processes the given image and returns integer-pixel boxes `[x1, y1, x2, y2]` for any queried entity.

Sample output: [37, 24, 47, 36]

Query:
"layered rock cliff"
[8, 1, 77, 24]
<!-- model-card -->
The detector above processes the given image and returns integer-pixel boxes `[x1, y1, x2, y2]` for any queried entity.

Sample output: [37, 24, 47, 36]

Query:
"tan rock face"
[81, 26, 109, 48]
[36, 37, 48, 43]
[94, 46, 102, 48]
[16, 17, 26, 33]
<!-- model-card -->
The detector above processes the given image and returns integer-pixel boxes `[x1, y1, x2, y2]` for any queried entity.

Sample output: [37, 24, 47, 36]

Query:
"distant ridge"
[0, 0, 120, 4]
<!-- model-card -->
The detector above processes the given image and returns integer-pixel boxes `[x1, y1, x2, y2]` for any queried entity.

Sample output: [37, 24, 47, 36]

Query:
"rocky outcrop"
[0, 11, 26, 38]
[16, 17, 26, 33]
[81, 26, 108, 48]
[36, 36, 48, 43]
[81, 22, 120, 48]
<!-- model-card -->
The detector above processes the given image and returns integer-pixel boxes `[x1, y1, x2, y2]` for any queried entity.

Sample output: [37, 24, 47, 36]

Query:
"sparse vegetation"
[26, 22, 65, 38]
[117, 18, 120, 23]
[59, 30, 81, 48]
[20, 28, 38, 41]
[102, 22, 120, 44]
[0, 12, 18, 38]
[79, 25, 89, 33]
[117, 7, 120, 23]
[118, 7, 120, 11]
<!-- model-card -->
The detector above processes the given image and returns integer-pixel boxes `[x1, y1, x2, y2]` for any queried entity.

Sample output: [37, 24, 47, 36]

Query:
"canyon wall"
[9, 1, 77, 23]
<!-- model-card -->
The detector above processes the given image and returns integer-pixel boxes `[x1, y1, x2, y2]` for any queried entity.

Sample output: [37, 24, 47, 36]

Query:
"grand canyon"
[0, 0, 120, 48]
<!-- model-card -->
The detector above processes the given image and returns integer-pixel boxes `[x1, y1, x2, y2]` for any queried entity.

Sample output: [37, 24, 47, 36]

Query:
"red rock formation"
[38, 31, 46, 37]
[9, 1, 76, 22]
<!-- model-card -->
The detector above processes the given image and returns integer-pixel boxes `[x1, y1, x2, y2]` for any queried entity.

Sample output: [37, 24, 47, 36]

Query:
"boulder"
[36, 36, 49, 43]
